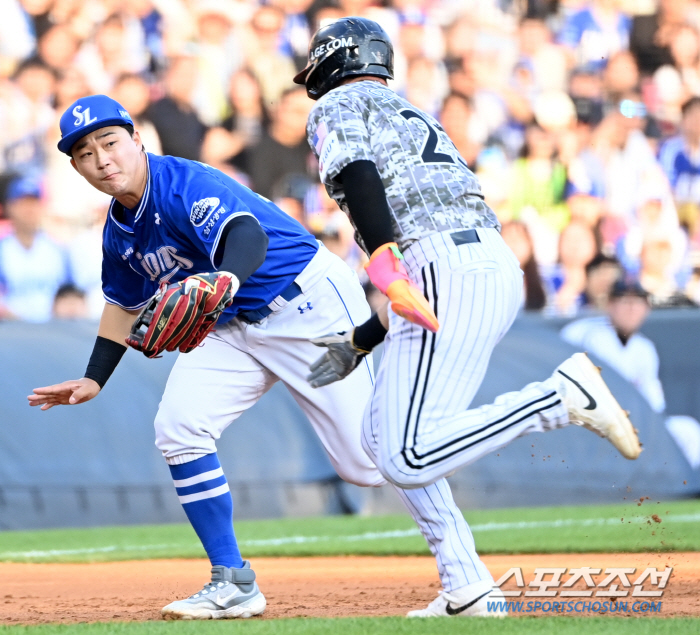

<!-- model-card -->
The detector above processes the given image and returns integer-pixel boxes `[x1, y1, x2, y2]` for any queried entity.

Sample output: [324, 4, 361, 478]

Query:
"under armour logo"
[155, 213, 161, 225]
[298, 301, 313, 314]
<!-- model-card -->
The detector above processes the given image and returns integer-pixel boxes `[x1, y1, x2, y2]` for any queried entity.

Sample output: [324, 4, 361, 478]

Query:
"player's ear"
[132, 129, 143, 152]
[69, 158, 78, 172]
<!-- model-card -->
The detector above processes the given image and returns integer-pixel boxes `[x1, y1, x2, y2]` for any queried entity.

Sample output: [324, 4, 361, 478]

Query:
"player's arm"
[28, 303, 139, 410]
[214, 214, 268, 282]
[338, 160, 439, 333]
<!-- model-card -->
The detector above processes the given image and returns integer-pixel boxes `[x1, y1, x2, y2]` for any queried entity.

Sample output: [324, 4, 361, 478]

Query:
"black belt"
[450, 229, 481, 246]
[238, 282, 303, 324]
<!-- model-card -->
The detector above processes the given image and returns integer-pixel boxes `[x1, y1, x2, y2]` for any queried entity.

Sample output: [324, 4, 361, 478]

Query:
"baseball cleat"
[161, 562, 266, 620]
[407, 583, 507, 618]
[552, 353, 641, 460]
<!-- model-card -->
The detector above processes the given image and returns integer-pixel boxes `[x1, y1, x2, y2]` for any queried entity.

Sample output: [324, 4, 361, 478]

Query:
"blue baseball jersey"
[102, 153, 318, 322]
[556, 7, 630, 70]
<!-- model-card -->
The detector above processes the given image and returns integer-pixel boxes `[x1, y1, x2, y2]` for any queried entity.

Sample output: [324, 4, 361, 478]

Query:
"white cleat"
[552, 353, 641, 460]
[408, 584, 507, 618]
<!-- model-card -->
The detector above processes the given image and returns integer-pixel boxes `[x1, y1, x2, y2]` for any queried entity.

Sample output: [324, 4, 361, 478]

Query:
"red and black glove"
[126, 272, 237, 358]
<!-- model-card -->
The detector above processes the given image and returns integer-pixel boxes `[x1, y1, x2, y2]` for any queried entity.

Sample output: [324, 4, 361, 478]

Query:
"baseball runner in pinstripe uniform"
[295, 17, 642, 618]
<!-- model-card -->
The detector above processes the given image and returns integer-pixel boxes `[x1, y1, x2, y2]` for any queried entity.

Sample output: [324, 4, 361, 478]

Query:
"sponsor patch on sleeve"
[190, 197, 220, 227]
[318, 129, 340, 181]
[313, 121, 328, 155]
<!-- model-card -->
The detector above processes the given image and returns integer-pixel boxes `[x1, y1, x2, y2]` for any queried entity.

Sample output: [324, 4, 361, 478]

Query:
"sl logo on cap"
[73, 105, 98, 127]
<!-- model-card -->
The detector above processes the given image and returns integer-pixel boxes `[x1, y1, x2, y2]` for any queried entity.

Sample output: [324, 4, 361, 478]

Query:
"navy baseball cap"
[6, 176, 42, 201]
[610, 279, 649, 300]
[57, 95, 133, 155]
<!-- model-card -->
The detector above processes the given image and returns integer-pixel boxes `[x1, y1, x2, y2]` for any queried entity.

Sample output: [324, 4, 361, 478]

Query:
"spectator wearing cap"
[560, 278, 665, 413]
[556, 0, 631, 72]
[658, 96, 700, 241]
[0, 177, 70, 322]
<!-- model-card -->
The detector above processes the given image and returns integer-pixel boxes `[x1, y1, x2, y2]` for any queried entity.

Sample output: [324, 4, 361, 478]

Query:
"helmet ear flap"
[367, 40, 391, 64]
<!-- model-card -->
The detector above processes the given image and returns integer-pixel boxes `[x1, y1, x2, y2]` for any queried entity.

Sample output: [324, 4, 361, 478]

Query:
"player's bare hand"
[28, 378, 101, 410]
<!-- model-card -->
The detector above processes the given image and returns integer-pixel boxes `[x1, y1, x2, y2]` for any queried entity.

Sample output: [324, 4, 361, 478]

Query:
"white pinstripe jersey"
[306, 80, 500, 253]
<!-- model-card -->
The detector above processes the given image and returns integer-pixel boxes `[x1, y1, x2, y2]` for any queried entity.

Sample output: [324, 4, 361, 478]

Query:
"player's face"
[608, 295, 649, 336]
[70, 126, 145, 202]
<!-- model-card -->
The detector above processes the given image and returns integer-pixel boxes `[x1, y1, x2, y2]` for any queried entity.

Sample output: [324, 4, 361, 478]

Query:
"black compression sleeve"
[215, 215, 269, 283]
[352, 313, 388, 352]
[84, 336, 127, 389]
[338, 160, 394, 255]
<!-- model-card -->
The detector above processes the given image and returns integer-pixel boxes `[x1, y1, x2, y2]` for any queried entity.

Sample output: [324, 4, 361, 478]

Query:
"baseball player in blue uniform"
[27, 94, 519, 620]
[296, 17, 642, 617]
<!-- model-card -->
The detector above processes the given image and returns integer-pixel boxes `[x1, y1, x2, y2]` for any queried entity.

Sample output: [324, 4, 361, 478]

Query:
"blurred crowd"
[2, 0, 700, 322]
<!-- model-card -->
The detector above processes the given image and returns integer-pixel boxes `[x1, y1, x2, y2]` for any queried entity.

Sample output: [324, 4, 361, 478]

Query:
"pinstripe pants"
[362, 228, 570, 490]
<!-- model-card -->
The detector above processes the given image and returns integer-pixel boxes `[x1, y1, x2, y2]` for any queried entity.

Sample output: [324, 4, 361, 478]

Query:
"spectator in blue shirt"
[658, 96, 700, 236]
[557, 0, 631, 71]
[0, 177, 70, 322]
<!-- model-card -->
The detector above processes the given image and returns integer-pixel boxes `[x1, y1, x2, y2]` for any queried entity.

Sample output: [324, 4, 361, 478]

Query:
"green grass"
[1, 618, 699, 635]
[0, 500, 698, 563]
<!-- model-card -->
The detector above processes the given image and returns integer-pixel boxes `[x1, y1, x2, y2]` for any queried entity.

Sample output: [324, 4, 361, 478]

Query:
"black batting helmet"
[293, 17, 394, 100]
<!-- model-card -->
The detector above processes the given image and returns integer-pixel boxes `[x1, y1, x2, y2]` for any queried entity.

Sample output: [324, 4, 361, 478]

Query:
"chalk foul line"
[1, 513, 698, 559]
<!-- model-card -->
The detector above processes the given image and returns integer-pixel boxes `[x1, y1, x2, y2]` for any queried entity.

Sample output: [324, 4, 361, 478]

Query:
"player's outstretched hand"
[307, 331, 368, 388]
[27, 378, 101, 410]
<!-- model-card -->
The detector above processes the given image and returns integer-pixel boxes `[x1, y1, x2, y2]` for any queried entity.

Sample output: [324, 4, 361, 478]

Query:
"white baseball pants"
[154, 243, 498, 592]
[362, 228, 570, 489]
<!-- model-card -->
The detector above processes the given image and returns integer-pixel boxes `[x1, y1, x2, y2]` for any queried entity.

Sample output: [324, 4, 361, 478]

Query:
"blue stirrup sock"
[169, 453, 243, 568]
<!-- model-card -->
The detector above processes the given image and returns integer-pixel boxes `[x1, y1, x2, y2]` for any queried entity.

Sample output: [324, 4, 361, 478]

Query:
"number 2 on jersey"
[400, 109, 468, 168]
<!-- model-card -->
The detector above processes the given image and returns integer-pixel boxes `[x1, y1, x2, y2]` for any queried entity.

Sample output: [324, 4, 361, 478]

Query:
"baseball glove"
[126, 272, 236, 358]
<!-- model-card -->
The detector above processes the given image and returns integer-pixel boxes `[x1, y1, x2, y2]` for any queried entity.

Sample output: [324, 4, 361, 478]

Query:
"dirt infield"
[1, 553, 699, 623]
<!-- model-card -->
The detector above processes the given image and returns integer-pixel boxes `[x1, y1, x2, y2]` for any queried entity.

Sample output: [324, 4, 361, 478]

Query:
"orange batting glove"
[365, 243, 439, 333]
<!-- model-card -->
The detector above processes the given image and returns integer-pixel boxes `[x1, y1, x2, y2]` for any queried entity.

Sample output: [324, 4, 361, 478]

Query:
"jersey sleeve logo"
[190, 197, 220, 227]
[313, 121, 328, 154]
[316, 125, 341, 181]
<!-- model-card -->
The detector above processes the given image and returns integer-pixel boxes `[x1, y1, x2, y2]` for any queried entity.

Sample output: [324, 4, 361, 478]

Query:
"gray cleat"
[161, 561, 266, 620]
